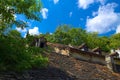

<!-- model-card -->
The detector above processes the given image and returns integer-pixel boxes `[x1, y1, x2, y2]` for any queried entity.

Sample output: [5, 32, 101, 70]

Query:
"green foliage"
[109, 33, 120, 49]
[44, 32, 54, 43]
[86, 33, 110, 52]
[45, 24, 120, 53]
[31, 55, 48, 68]
[7, 30, 22, 38]
[68, 28, 87, 46]
[47, 25, 87, 46]
[0, 31, 48, 71]
[0, 34, 30, 71]
[0, 0, 42, 33]
[28, 47, 45, 55]
[0, 0, 48, 71]
[53, 30, 71, 44]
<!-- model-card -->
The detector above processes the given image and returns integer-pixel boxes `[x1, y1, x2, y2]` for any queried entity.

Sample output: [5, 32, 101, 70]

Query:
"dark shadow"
[0, 66, 77, 80]
[115, 64, 120, 73]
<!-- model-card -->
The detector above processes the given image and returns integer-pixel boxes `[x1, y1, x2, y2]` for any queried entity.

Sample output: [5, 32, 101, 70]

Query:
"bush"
[31, 55, 48, 68]
[27, 47, 44, 55]
[0, 35, 48, 71]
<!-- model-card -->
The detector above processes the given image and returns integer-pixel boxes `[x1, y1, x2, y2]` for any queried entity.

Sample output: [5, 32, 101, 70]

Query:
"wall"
[69, 47, 106, 65]
[47, 42, 120, 72]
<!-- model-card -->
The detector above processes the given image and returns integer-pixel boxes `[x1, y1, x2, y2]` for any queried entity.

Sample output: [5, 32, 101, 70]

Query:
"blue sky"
[15, 0, 120, 37]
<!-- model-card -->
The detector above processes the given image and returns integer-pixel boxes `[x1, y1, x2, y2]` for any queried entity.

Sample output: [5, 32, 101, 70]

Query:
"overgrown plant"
[0, 33, 48, 71]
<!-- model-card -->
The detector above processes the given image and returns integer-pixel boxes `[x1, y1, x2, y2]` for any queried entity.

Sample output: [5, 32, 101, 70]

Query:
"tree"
[85, 32, 98, 49]
[68, 28, 87, 46]
[52, 25, 72, 44]
[44, 32, 54, 43]
[98, 36, 110, 52]
[86, 32, 110, 52]
[0, 0, 42, 33]
[7, 30, 22, 39]
[109, 33, 120, 49]
[48, 25, 88, 46]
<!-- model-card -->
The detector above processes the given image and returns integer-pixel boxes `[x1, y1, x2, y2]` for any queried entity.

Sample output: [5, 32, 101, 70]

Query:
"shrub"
[31, 55, 48, 68]
[0, 35, 48, 71]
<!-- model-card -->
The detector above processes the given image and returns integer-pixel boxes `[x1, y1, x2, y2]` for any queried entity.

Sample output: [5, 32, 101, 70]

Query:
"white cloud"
[86, 3, 120, 34]
[16, 27, 27, 32]
[53, 0, 59, 4]
[40, 8, 48, 19]
[69, 12, 72, 17]
[78, 0, 105, 9]
[50, 33, 53, 35]
[78, 0, 94, 9]
[116, 25, 120, 34]
[29, 27, 39, 35]
[23, 33, 27, 38]
[16, 27, 27, 38]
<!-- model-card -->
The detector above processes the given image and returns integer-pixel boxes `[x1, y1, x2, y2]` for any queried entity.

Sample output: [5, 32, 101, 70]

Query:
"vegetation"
[0, 0, 48, 71]
[0, 0, 41, 33]
[0, 30, 48, 71]
[45, 25, 120, 53]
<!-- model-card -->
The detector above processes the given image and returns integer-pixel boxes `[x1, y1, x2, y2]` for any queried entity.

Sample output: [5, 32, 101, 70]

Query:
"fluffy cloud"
[69, 12, 73, 17]
[50, 33, 53, 35]
[23, 33, 27, 38]
[78, 0, 105, 9]
[116, 25, 120, 34]
[16, 27, 27, 32]
[16, 27, 27, 38]
[53, 0, 59, 4]
[41, 8, 48, 19]
[29, 27, 39, 35]
[86, 3, 120, 34]
[78, 0, 94, 9]
[16, 27, 40, 38]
